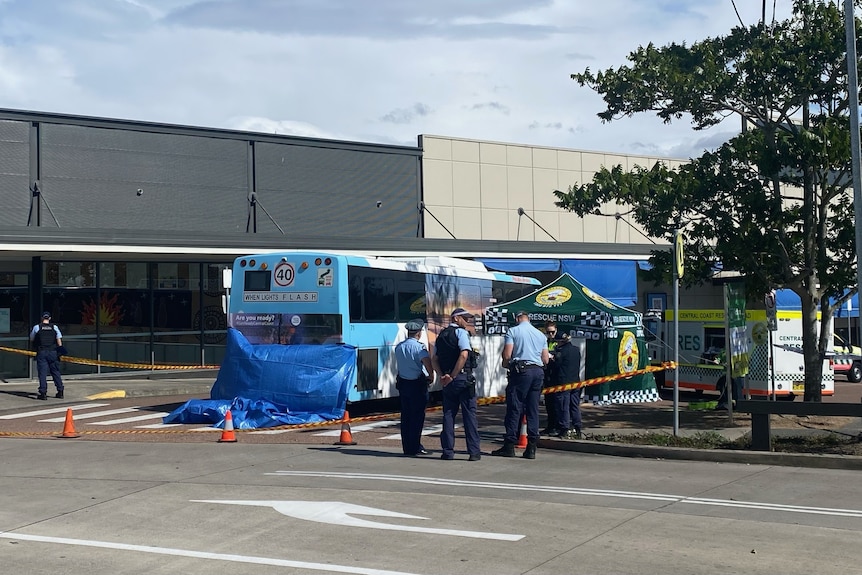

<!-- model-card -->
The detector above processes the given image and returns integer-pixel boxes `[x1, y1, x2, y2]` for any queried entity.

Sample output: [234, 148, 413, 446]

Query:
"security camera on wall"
[136, 188, 144, 197]
[376, 201, 383, 208]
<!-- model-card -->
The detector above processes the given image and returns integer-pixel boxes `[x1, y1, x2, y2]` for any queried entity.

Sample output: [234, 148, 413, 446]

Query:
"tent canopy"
[485, 273, 657, 405]
[485, 272, 641, 334]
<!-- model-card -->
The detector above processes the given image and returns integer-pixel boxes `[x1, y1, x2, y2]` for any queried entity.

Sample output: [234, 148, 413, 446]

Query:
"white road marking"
[314, 420, 400, 437]
[0, 403, 111, 419]
[381, 423, 450, 441]
[0, 532, 422, 575]
[135, 423, 183, 429]
[268, 471, 862, 519]
[193, 500, 524, 541]
[39, 407, 140, 423]
[250, 428, 295, 435]
[89, 412, 169, 425]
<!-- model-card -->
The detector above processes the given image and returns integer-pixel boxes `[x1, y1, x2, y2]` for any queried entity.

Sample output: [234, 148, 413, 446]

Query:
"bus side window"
[397, 279, 425, 321]
[349, 274, 363, 321]
[364, 276, 396, 320]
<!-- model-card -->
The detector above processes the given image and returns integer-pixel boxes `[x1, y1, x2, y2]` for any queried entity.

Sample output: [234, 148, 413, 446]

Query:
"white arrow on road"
[192, 500, 524, 541]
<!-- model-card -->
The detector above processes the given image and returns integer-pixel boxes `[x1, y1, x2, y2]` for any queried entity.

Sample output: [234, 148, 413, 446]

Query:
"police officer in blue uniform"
[30, 311, 65, 400]
[432, 308, 482, 461]
[394, 319, 434, 456]
[493, 310, 548, 459]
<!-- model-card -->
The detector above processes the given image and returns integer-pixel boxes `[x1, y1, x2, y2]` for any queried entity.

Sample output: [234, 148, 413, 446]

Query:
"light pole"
[845, 0, 862, 354]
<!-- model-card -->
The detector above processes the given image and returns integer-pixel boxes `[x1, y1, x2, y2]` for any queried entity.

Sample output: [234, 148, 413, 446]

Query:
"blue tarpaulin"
[163, 328, 356, 429]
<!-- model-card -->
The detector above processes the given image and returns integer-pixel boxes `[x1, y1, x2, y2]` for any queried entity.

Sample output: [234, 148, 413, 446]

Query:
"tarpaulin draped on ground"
[163, 328, 356, 429]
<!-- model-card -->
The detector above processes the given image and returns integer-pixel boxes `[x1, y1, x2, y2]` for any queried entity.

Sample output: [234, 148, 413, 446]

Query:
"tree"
[556, 0, 861, 401]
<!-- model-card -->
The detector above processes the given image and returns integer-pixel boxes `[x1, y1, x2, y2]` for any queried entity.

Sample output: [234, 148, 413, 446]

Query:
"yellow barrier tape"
[0, 359, 678, 438]
[0, 346, 220, 371]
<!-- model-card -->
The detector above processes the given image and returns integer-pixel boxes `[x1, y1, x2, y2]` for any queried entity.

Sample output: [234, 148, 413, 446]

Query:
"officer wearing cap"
[29, 311, 65, 400]
[432, 307, 482, 461]
[493, 310, 548, 459]
[394, 319, 434, 456]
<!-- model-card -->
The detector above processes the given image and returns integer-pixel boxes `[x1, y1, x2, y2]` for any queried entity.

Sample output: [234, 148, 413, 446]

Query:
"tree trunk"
[800, 292, 823, 402]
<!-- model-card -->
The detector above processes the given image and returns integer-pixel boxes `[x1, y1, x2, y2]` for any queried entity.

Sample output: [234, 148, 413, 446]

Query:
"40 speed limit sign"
[273, 262, 295, 287]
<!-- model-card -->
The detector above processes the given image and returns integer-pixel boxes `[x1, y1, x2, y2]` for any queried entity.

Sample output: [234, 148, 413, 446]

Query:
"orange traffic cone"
[58, 408, 80, 439]
[334, 410, 357, 445]
[516, 414, 528, 448]
[218, 410, 238, 443]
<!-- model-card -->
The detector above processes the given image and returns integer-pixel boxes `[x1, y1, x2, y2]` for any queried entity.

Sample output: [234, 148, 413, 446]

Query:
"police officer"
[394, 319, 434, 456]
[432, 307, 482, 461]
[551, 332, 583, 439]
[493, 310, 548, 459]
[30, 311, 65, 400]
[542, 321, 560, 435]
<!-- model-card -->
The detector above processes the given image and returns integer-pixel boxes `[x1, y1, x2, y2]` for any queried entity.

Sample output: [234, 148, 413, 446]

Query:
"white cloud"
[0, 0, 795, 158]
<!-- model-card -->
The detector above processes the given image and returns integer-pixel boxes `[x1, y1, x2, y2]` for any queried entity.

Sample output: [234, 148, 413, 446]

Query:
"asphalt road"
[2, 437, 861, 575]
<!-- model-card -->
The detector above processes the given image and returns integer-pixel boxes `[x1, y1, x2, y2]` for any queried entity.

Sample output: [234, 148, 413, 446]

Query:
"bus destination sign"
[243, 292, 318, 302]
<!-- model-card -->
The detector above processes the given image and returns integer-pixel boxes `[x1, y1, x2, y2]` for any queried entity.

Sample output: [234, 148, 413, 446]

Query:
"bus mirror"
[222, 267, 233, 289]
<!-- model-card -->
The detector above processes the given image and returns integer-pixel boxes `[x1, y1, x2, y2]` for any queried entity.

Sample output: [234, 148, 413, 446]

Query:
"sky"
[0, 0, 795, 159]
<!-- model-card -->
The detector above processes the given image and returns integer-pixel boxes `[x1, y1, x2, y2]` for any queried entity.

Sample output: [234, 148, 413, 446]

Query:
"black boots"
[523, 439, 537, 459]
[491, 441, 516, 457]
[492, 440, 537, 458]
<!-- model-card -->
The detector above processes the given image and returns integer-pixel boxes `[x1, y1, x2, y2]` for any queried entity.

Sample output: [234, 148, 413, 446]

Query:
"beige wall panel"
[532, 168, 559, 211]
[608, 214, 632, 243]
[506, 145, 533, 167]
[422, 205, 455, 239]
[531, 210, 561, 242]
[422, 159, 453, 206]
[624, 155, 651, 170]
[452, 139, 480, 163]
[556, 169, 581, 193]
[481, 208, 512, 241]
[479, 142, 507, 165]
[581, 213, 610, 243]
[506, 166, 533, 212]
[604, 154, 628, 170]
[532, 147, 557, 169]
[558, 211, 585, 242]
[420, 135, 452, 161]
[453, 206, 483, 240]
[511, 209, 533, 241]
[452, 161, 481, 208]
[581, 151, 607, 173]
[557, 149, 582, 171]
[480, 164, 509, 209]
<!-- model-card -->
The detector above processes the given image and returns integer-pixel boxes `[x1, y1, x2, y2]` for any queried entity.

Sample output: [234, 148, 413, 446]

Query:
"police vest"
[36, 323, 57, 348]
[436, 326, 477, 375]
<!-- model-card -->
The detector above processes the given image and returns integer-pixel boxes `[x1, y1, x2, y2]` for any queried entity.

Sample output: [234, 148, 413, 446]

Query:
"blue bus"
[226, 251, 541, 402]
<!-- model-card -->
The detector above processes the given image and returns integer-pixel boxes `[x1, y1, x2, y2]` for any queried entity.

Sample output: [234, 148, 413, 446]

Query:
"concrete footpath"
[1, 370, 861, 470]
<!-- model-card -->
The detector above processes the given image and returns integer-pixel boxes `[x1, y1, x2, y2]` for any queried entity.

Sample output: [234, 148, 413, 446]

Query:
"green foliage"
[560, 1, 862, 400]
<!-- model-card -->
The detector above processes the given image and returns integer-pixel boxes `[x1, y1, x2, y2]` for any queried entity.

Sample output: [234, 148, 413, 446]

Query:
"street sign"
[674, 230, 685, 279]
[765, 289, 777, 331]
[273, 262, 295, 287]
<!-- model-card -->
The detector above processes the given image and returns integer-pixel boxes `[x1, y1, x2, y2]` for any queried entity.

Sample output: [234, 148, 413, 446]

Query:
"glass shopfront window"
[96, 262, 152, 373]
[35, 259, 230, 378]
[0, 272, 31, 379]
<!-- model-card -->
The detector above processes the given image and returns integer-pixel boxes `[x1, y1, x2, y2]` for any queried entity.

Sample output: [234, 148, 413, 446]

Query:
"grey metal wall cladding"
[255, 142, 419, 238]
[39, 124, 248, 232]
[0, 120, 31, 227]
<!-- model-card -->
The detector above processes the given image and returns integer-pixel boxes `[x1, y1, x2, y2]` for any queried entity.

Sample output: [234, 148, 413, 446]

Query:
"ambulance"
[645, 307, 834, 400]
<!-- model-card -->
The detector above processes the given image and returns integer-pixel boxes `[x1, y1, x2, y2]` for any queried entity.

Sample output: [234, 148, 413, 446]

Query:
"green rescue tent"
[484, 273, 658, 404]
